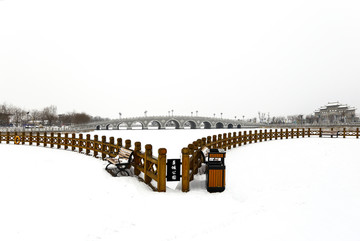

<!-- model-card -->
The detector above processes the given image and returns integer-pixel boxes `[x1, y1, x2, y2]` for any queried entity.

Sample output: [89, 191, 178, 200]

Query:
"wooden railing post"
[343, 128, 346, 138]
[109, 137, 114, 155]
[238, 132, 242, 146]
[117, 138, 123, 148]
[233, 132, 237, 148]
[57, 133, 61, 149]
[227, 133, 232, 150]
[64, 133, 69, 150]
[101, 136, 107, 159]
[207, 136, 212, 147]
[264, 129, 267, 141]
[259, 130, 262, 142]
[188, 144, 195, 180]
[249, 131, 252, 144]
[158, 148, 167, 192]
[79, 134, 83, 153]
[36, 132, 40, 146]
[275, 129, 278, 140]
[29, 132, 33, 145]
[193, 141, 199, 174]
[72, 133, 76, 151]
[125, 139, 131, 149]
[133, 142, 142, 176]
[202, 138, 207, 148]
[297, 128, 299, 138]
[93, 135, 98, 157]
[218, 134, 222, 149]
[22, 132, 26, 145]
[302, 128, 305, 138]
[319, 128, 322, 137]
[212, 135, 217, 149]
[181, 147, 190, 192]
[269, 129, 272, 141]
[224, 133, 228, 149]
[6, 131, 9, 144]
[291, 128, 294, 138]
[86, 134, 91, 155]
[197, 139, 203, 167]
[44, 132, 48, 147]
[144, 144, 152, 184]
[357, 128, 359, 139]
[286, 129, 289, 139]
[243, 131, 247, 145]
[254, 130, 258, 143]
[280, 129, 283, 140]
[50, 132, 54, 148]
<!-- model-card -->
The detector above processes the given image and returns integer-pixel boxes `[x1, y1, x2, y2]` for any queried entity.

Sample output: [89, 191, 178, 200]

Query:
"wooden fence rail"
[181, 127, 360, 192]
[0, 132, 167, 192]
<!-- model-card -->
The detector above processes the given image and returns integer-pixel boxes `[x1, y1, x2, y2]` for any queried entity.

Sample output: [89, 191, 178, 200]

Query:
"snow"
[1, 129, 360, 241]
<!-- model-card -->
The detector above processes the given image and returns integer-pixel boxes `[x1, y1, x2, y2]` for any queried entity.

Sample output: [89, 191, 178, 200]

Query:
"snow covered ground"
[1, 129, 360, 241]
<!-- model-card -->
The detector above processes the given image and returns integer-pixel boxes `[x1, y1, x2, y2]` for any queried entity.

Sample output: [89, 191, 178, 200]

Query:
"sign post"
[166, 159, 181, 182]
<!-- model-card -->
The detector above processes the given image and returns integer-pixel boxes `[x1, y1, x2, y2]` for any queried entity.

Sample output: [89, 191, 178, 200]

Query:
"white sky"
[1, 0, 360, 119]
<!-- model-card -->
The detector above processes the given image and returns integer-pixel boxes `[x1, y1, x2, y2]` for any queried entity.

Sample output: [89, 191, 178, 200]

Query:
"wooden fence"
[0, 131, 167, 192]
[181, 127, 360, 192]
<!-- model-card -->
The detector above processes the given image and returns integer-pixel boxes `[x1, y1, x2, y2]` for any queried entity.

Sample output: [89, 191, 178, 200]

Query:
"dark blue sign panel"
[166, 159, 181, 181]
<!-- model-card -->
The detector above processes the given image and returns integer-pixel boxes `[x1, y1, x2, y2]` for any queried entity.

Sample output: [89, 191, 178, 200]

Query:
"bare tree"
[29, 110, 41, 126]
[11, 107, 26, 126]
[40, 105, 58, 126]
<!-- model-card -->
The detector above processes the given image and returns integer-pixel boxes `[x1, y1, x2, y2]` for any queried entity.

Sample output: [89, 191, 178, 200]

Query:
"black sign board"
[166, 159, 181, 181]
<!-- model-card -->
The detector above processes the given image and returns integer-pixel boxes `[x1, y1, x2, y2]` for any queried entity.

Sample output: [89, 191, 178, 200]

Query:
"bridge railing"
[180, 127, 360, 192]
[0, 131, 167, 192]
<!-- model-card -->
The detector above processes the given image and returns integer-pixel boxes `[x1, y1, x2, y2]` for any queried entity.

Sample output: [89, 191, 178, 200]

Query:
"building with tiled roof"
[314, 102, 357, 124]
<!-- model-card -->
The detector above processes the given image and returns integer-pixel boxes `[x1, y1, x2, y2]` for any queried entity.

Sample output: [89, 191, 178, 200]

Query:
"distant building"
[0, 113, 12, 126]
[314, 102, 357, 124]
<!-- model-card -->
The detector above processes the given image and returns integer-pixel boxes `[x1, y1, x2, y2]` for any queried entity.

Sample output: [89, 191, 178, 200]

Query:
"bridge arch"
[237, 124, 242, 128]
[215, 122, 225, 129]
[184, 120, 197, 129]
[106, 124, 114, 130]
[200, 121, 212, 129]
[117, 122, 129, 130]
[148, 120, 162, 129]
[165, 119, 181, 129]
[228, 124, 234, 129]
[130, 121, 145, 130]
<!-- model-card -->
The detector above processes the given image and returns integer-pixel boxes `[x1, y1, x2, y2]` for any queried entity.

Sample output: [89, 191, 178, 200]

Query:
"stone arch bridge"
[77, 116, 258, 130]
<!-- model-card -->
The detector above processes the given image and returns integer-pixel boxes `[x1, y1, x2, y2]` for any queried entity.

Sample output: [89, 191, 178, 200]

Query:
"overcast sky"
[1, 0, 359, 119]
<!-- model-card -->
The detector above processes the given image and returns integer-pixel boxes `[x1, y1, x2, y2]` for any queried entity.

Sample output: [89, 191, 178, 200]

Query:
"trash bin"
[206, 149, 226, 193]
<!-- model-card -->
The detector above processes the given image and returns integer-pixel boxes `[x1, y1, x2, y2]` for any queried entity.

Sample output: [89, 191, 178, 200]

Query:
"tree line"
[0, 103, 109, 127]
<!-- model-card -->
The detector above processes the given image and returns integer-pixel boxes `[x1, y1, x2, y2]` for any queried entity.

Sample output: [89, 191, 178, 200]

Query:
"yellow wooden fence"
[181, 127, 360, 192]
[0, 131, 167, 192]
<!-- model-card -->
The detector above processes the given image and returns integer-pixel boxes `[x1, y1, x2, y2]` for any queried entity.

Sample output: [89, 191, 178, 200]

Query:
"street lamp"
[171, 110, 174, 117]
[191, 112, 193, 117]
[144, 111, 147, 117]
[26, 112, 30, 126]
[196, 110, 198, 117]
[119, 112, 122, 119]
[221, 113, 223, 119]
[213, 113, 216, 118]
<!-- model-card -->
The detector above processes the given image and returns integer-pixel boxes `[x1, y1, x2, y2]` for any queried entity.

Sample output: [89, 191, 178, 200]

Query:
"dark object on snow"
[105, 147, 133, 176]
[206, 149, 226, 193]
